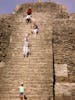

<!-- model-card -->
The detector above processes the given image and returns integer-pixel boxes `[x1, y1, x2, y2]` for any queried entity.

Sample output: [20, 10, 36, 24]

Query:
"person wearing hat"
[19, 82, 24, 100]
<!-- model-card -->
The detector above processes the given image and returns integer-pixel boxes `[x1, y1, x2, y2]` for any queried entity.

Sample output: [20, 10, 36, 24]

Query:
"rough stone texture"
[55, 83, 72, 95]
[55, 64, 68, 82]
[70, 13, 75, 19]
[0, 61, 5, 68]
[55, 83, 75, 100]
[53, 18, 75, 99]
[53, 19, 75, 82]
[0, 14, 18, 62]
[14, 2, 69, 19]
[0, 5, 53, 100]
[0, 2, 75, 100]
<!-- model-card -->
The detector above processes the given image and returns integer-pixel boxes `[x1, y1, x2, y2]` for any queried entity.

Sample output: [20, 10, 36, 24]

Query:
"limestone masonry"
[0, 2, 75, 100]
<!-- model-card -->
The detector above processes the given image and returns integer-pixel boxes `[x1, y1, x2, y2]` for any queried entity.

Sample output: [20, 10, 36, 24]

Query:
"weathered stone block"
[55, 83, 72, 96]
[55, 64, 68, 82]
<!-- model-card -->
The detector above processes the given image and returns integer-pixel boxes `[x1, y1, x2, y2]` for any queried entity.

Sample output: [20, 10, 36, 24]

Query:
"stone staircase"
[0, 12, 53, 100]
[0, 2, 74, 100]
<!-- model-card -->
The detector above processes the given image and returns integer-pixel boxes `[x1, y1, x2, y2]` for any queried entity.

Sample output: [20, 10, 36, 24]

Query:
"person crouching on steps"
[23, 34, 29, 57]
[19, 82, 24, 100]
[31, 23, 39, 37]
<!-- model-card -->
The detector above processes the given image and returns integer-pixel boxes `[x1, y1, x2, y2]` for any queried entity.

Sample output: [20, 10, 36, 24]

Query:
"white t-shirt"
[24, 41, 28, 47]
[26, 15, 31, 19]
[19, 86, 24, 93]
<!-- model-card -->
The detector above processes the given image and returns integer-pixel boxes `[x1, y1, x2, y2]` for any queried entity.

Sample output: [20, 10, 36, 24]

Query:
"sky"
[0, 0, 75, 14]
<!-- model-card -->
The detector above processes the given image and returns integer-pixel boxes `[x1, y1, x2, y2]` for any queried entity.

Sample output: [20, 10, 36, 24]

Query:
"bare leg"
[20, 95, 23, 100]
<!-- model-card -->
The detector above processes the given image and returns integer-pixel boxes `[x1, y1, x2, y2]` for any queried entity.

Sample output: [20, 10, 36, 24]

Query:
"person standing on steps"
[31, 23, 39, 37]
[19, 82, 24, 100]
[24, 33, 29, 41]
[25, 7, 32, 23]
[23, 34, 29, 57]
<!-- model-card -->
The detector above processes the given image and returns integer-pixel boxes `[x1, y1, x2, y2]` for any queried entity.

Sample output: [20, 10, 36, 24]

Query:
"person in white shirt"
[23, 34, 29, 57]
[23, 41, 29, 57]
[31, 23, 39, 37]
[19, 82, 24, 100]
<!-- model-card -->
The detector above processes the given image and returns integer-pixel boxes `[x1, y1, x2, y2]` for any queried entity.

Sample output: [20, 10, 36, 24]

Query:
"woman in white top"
[23, 41, 29, 57]
[23, 35, 29, 57]
[19, 83, 24, 100]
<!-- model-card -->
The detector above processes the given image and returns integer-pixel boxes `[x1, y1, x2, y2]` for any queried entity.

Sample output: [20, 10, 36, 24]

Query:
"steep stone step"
[0, 12, 53, 100]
